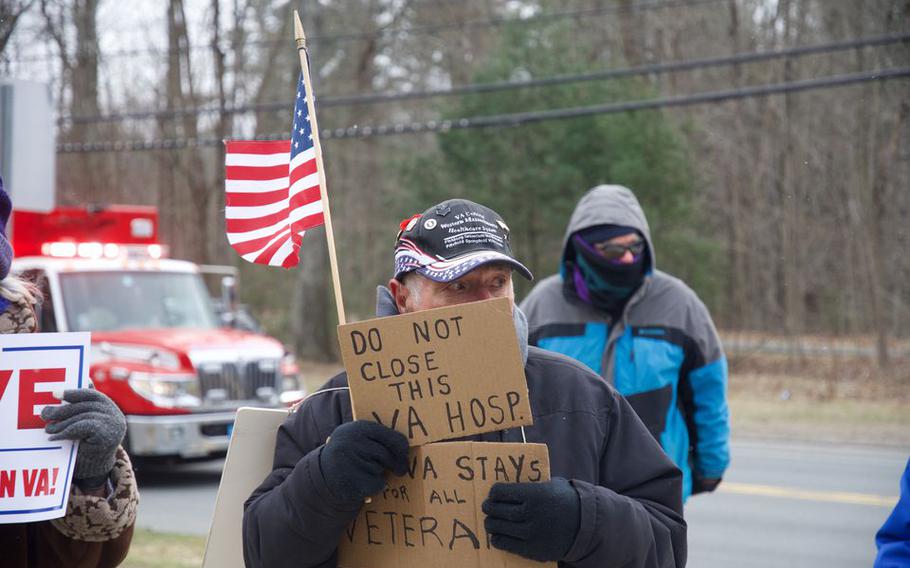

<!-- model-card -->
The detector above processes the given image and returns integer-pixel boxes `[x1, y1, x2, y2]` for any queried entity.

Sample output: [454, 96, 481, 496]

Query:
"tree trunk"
[291, 228, 334, 361]
[289, 3, 334, 361]
[160, 0, 211, 263]
[726, 0, 748, 328]
[66, 0, 113, 202]
[617, 0, 643, 65]
[209, 0, 230, 265]
[774, 0, 806, 346]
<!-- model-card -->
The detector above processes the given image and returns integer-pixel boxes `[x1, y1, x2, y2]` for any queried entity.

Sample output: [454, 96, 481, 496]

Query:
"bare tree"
[156, 0, 222, 264]
[0, 0, 36, 55]
[16, 0, 907, 365]
[41, 0, 119, 204]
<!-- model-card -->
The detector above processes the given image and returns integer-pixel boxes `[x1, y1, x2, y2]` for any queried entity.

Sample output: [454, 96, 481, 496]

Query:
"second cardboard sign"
[337, 297, 533, 446]
[338, 441, 555, 568]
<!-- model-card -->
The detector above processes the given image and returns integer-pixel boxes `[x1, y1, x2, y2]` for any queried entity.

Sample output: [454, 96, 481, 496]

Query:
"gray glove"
[41, 388, 127, 483]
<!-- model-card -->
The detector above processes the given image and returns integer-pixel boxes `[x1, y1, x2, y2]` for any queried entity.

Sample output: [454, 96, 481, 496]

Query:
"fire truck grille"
[198, 361, 279, 402]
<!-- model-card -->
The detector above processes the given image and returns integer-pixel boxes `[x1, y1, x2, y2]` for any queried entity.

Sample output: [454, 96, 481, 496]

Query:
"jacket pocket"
[624, 384, 674, 442]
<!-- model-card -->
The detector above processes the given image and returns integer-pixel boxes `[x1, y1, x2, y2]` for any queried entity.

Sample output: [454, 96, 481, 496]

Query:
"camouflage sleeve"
[50, 446, 140, 542]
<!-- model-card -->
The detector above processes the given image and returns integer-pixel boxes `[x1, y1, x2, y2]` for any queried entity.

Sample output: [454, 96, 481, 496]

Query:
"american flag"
[224, 73, 325, 267]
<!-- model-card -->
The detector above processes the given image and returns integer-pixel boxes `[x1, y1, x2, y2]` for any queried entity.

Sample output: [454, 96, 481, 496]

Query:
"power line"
[13, 0, 726, 64]
[60, 32, 910, 125]
[363, 67, 909, 137]
[56, 66, 910, 153]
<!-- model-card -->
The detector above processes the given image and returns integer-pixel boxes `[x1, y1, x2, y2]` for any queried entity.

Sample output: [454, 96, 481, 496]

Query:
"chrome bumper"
[126, 411, 237, 459]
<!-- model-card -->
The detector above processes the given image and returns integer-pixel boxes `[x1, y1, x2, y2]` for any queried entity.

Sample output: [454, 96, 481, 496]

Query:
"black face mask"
[564, 239, 647, 318]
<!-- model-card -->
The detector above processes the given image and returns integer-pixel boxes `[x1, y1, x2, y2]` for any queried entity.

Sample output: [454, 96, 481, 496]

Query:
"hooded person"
[521, 185, 730, 501]
[243, 198, 687, 568]
[0, 177, 139, 568]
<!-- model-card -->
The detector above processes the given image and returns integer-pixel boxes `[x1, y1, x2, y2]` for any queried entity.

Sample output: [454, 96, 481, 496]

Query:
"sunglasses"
[593, 239, 646, 261]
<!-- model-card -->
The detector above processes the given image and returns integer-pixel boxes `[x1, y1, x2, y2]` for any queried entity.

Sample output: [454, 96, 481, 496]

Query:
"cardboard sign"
[203, 407, 289, 568]
[0, 332, 89, 524]
[338, 297, 532, 445]
[338, 441, 555, 568]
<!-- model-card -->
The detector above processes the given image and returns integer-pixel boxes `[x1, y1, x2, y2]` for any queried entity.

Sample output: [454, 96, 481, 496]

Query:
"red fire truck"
[10, 205, 303, 462]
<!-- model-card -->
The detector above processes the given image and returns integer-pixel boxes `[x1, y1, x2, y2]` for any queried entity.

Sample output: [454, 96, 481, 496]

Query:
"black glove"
[692, 476, 722, 495]
[41, 388, 127, 487]
[483, 477, 581, 562]
[318, 420, 409, 505]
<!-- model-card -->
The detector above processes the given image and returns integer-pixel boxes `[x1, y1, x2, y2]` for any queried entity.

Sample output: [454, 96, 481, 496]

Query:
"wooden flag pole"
[294, 10, 346, 326]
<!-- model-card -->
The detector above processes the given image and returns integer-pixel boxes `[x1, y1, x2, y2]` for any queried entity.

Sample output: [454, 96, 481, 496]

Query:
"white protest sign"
[203, 407, 289, 568]
[0, 332, 90, 524]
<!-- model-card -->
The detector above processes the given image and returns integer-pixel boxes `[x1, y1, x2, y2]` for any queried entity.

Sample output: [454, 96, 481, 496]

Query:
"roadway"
[686, 439, 905, 567]
[134, 438, 907, 567]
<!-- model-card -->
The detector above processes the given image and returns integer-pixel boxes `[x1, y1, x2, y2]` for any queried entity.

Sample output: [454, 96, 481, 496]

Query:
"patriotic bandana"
[393, 199, 533, 283]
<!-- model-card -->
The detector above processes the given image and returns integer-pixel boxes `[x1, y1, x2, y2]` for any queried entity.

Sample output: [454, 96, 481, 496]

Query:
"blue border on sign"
[0, 344, 85, 516]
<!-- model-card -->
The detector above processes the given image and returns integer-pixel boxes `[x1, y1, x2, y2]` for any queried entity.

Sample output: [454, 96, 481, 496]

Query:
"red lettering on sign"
[35, 469, 50, 496]
[0, 470, 15, 498]
[23, 469, 39, 497]
[18, 368, 65, 430]
[0, 369, 12, 400]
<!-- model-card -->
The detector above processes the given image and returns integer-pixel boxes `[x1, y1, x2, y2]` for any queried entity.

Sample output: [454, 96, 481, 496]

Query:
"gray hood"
[562, 184, 656, 271]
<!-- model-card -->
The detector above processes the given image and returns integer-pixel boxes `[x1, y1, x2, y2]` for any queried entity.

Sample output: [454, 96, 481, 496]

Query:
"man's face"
[593, 233, 645, 265]
[389, 264, 514, 314]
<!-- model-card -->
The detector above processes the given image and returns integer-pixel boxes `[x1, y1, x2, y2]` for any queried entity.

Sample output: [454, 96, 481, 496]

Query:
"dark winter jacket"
[243, 291, 686, 568]
[521, 185, 730, 500]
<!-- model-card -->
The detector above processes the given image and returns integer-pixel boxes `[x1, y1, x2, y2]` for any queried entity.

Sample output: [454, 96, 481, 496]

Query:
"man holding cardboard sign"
[243, 200, 686, 568]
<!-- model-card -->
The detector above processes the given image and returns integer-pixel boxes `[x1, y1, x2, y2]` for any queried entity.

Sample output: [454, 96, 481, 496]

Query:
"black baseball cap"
[393, 199, 533, 283]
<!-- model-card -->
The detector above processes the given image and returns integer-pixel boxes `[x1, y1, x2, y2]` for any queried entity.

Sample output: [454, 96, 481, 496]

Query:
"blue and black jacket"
[520, 185, 730, 500]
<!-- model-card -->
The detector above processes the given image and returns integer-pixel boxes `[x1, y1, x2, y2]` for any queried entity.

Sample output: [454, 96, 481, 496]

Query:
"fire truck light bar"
[41, 241, 167, 260]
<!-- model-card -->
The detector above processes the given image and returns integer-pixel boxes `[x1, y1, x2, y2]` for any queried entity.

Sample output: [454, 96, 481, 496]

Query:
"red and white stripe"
[288, 145, 325, 239]
[224, 140, 324, 267]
